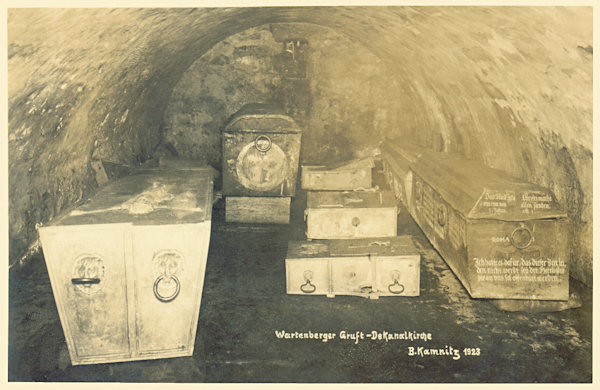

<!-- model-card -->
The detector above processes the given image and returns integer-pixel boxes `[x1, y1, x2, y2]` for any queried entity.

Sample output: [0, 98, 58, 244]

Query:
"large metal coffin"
[381, 142, 569, 301]
[286, 236, 420, 298]
[222, 103, 302, 197]
[38, 168, 214, 365]
[305, 191, 397, 239]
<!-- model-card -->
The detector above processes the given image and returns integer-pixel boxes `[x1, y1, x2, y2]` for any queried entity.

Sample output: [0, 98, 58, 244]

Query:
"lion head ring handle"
[300, 270, 316, 294]
[388, 270, 405, 294]
[153, 274, 181, 303]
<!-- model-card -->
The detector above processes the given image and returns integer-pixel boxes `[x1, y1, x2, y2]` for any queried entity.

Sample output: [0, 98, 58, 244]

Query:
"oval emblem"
[235, 139, 287, 191]
[510, 226, 533, 249]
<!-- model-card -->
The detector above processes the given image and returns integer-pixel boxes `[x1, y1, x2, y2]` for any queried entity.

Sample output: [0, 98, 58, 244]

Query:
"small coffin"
[305, 191, 397, 239]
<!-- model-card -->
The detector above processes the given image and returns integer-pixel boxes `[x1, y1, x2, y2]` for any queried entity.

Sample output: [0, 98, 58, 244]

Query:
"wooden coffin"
[222, 103, 302, 197]
[381, 141, 569, 301]
[286, 236, 420, 298]
[301, 157, 374, 191]
[38, 168, 214, 365]
[225, 196, 291, 224]
[305, 191, 397, 239]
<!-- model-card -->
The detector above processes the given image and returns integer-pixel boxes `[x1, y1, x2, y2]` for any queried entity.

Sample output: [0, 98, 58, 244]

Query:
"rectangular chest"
[38, 168, 213, 365]
[285, 236, 420, 298]
[305, 191, 397, 239]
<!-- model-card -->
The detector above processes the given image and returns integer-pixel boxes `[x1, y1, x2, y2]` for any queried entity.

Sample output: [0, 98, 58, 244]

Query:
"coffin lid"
[409, 148, 567, 221]
[158, 156, 220, 179]
[223, 103, 301, 134]
[307, 190, 396, 209]
[55, 168, 214, 226]
[302, 157, 375, 172]
[381, 141, 444, 176]
[329, 236, 418, 257]
[286, 240, 331, 258]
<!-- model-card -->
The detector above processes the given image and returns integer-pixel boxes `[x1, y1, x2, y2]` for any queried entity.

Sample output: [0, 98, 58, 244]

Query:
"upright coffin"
[222, 103, 302, 197]
[38, 168, 213, 365]
[286, 236, 420, 298]
[222, 103, 302, 223]
[381, 141, 569, 301]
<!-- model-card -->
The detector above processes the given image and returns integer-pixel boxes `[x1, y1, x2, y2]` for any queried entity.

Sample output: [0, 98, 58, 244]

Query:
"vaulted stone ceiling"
[7, 7, 592, 285]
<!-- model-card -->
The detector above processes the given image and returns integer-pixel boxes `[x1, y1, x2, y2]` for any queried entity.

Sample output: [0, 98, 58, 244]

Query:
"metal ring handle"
[71, 278, 101, 285]
[388, 270, 404, 294]
[510, 226, 533, 249]
[254, 135, 272, 152]
[388, 280, 405, 294]
[300, 280, 316, 294]
[153, 274, 181, 303]
[301, 270, 316, 293]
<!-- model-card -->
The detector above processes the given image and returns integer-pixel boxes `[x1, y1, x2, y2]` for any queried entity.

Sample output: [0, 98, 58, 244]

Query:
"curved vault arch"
[7, 7, 592, 286]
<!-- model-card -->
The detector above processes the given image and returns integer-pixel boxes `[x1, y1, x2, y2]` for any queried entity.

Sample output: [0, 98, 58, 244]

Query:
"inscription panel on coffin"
[467, 219, 569, 300]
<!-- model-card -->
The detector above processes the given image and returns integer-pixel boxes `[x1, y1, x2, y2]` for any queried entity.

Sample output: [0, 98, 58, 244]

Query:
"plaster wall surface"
[163, 23, 402, 165]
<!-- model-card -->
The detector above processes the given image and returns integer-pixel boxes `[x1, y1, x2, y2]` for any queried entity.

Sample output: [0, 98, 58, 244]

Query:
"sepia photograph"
[3, 3, 595, 384]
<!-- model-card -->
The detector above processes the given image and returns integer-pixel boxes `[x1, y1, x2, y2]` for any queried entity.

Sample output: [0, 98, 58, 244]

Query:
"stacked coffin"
[285, 157, 421, 299]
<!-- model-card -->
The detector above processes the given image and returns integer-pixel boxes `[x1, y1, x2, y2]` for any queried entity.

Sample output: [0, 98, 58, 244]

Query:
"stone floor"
[8, 186, 593, 383]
